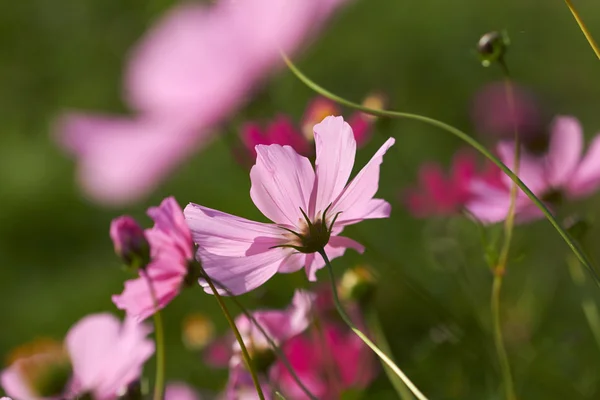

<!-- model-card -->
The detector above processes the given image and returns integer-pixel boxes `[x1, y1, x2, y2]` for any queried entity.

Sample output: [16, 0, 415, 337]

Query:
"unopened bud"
[339, 265, 377, 304]
[477, 31, 510, 67]
[110, 216, 150, 270]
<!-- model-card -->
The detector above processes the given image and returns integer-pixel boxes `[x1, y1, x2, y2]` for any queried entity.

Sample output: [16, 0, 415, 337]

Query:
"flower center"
[541, 188, 563, 206]
[276, 206, 341, 254]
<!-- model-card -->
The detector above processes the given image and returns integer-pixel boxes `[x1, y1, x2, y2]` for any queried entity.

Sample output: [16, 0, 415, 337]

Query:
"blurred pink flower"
[112, 197, 195, 321]
[165, 382, 200, 400]
[241, 116, 311, 160]
[66, 314, 154, 400]
[466, 116, 600, 223]
[185, 116, 394, 295]
[471, 81, 543, 142]
[55, 0, 349, 206]
[405, 150, 501, 217]
[110, 216, 149, 267]
[225, 366, 273, 400]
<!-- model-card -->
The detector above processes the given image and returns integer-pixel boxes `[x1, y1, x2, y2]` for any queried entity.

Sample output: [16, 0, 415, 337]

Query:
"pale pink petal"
[146, 197, 193, 260]
[568, 134, 600, 197]
[165, 382, 200, 400]
[312, 116, 357, 217]
[304, 236, 365, 281]
[196, 247, 289, 295]
[250, 145, 315, 226]
[55, 114, 208, 205]
[330, 138, 395, 226]
[277, 252, 307, 274]
[545, 116, 583, 188]
[184, 204, 283, 257]
[497, 141, 547, 195]
[1, 364, 38, 400]
[66, 314, 154, 400]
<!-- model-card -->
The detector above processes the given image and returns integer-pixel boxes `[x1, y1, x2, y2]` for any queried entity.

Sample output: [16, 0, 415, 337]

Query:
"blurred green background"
[2, 0, 600, 398]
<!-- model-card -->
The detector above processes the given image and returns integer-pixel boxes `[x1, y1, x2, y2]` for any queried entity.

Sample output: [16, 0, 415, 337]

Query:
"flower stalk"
[141, 272, 165, 400]
[563, 0, 600, 60]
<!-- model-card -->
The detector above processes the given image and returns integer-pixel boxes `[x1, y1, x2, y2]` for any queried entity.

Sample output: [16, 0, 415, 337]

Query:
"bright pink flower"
[467, 116, 600, 223]
[404, 150, 498, 217]
[112, 197, 195, 321]
[55, 0, 349, 206]
[66, 314, 154, 400]
[241, 116, 311, 159]
[165, 382, 200, 400]
[185, 116, 394, 295]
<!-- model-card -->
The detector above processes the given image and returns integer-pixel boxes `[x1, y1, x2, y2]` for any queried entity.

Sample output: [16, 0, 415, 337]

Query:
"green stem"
[491, 273, 516, 400]
[201, 273, 266, 400]
[203, 276, 318, 400]
[365, 309, 415, 400]
[564, 0, 600, 60]
[282, 54, 600, 288]
[318, 249, 429, 400]
[141, 272, 165, 400]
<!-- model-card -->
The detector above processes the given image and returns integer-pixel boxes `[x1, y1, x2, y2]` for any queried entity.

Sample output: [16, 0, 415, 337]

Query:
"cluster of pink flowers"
[206, 288, 377, 399]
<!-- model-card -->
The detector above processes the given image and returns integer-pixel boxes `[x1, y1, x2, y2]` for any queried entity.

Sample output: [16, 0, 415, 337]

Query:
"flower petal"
[250, 144, 315, 226]
[1, 365, 37, 400]
[330, 138, 395, 226]
[497, 141, 547, 195]
[184, 203, 282, 257]
[312, 116, 357, 217]
[567, 134, 600, 197]
[545, 116, 583, 187]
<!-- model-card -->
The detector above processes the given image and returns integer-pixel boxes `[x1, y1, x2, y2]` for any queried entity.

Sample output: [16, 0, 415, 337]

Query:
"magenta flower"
[467, 116, 600, 223]
[241, 115, 311, 160]
[55, 0, 349, 205]
[112, 197, 195, 321]
[185, 116, 394, 295]
[1, 314, 153, 400]
[404, 150, 501, 218]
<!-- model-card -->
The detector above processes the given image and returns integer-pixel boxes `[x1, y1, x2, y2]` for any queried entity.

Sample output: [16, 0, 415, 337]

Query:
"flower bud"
[182, 313, 215, 351]
[477, 31, 510, 67]
[339, 265, 377, 304]
[110, 216, 150, 270]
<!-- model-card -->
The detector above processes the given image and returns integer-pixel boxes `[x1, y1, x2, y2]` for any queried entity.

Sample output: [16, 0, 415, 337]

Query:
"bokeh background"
[2, 0, 600, 398]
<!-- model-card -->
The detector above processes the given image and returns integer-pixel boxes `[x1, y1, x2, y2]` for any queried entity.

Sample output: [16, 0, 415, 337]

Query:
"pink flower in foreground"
[1, 314, 153, 400]
[55, 0, 349, 206]
[405, 150, 501, 218]
[112, 197, 195, 321]
[467, 116, 600, 223]
[185, 116, 394, 295]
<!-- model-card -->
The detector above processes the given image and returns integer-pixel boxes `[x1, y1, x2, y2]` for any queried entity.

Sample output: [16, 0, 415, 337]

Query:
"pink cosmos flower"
[405, 150, 502, 218]
[55, 0, 349, 206]
[241, 115, 311, 160]
[1, 314, 153, 400]
[466, 116, 600, 223]
[112, 197, 195, 321]
[165, 382, 200, 400]
[185, 116, 394, 295]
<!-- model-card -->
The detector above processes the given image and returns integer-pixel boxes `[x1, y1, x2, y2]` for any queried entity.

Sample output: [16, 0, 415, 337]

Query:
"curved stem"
[318, 249, 429, 400]
[282, 54, 600, 288]
[202, 275, 318, 400]
[564, 0, 600, 60]
[201, 273, 266, 400]
[491, 274, 515, 400]
[141, 272, 165, 400]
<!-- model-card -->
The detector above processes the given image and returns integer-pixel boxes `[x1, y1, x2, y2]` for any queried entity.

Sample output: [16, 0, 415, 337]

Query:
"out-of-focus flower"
[471, 81, 543, 145]
[241, 116, 310, 159]
[339, 265, 377, 304]
[110, 216, 150, 269]
[405, 150, 501, 218]
[55, 0, 349, 206]
[182, 313, 215, 351]
[1, 314, 153, 400]
[165, 382, 201, 400]
[224, 366, 273, 400]
[185, 116, 394, 295]
[301, 98, 342, 140]
[112, 197, 196, 321]
[467, 116, 600, 223]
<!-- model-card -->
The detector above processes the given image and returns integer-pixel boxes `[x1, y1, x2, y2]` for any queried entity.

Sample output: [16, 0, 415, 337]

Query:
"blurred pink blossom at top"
[405, 150, 502, 218]
[56, 0, 349, 206]
[112, 196, 195, 321]
[185, 116, 394, 295]
[466, 116, 600, 224]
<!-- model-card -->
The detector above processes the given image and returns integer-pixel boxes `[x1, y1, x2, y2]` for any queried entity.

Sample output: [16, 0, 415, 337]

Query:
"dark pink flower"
[110, 216, 149, 268]
[112, 197, 195, 321]
[185, 116, 394, 295]
[241, 116, 311, 159]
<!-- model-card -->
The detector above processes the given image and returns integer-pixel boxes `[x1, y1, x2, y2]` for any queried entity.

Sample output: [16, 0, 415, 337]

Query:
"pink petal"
[348, 112, 372, 147]
[497, 141, 547, 195]
[312, 116, 357, 217]
[55, 114, 209, 206]
[568, 134, 600, 197]
[165, 382, 200, 400]
[545, 116, 583, 188]
[1, 364, 38, 400]
[184, 203, 283, 257]
[304, 236, 365, 281]
[196, 247, 289, 295]
[250, 145, 315, 226]
[66, 314, 154, 400]
[146, 197, 193, 260]
[330, 138, 395, 226]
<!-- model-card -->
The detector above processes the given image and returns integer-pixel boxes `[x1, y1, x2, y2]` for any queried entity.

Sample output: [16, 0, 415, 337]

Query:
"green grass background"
[2, 0, 600, 398]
